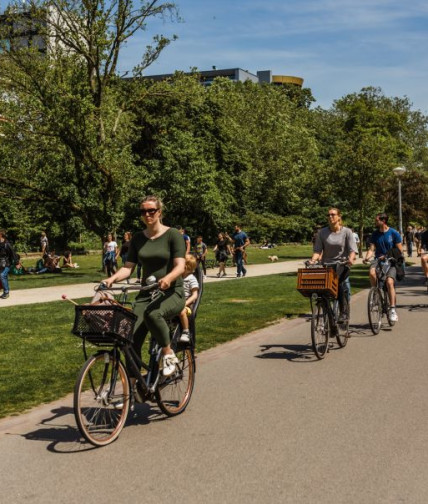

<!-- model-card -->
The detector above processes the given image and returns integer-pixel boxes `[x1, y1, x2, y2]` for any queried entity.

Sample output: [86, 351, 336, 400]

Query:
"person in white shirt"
[103, 233, 119, 276]
[179, 254, 199, 343]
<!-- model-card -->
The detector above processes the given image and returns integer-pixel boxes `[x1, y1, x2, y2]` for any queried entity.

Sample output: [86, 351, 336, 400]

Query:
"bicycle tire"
[368, 287, 382, 335]
[74, 352, 130, 447]
[311, 298, 330, 359]
[335, 297, 349, 348]
[156, 348, 195, 416]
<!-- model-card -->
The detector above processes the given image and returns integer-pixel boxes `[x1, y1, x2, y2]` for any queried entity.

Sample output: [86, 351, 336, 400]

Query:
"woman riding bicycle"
[309, 208, 357, 320]
[103, 195, 186, 378]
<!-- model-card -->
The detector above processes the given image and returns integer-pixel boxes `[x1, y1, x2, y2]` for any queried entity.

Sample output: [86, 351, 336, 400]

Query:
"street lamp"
[393, 166, 406, 235]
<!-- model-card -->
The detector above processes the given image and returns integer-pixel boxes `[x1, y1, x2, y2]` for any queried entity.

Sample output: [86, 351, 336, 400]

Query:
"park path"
[0, 265, 427, 503]
[0, 257, 367, 308]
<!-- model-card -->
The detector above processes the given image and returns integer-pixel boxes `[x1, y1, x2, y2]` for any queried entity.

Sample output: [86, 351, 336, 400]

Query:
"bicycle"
[297, 260, 351, 360]
[366, 257, 396, 334]
[72, 275, 201, 447]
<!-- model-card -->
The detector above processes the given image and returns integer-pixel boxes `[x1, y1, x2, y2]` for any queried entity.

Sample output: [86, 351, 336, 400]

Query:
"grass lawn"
[0, 267, 370, 419]
[10, 243, 313, 290]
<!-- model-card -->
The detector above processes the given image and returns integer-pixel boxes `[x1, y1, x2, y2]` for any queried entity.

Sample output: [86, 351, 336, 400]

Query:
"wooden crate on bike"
[296, 268, 338, 298]
[72, 304, 138, 345]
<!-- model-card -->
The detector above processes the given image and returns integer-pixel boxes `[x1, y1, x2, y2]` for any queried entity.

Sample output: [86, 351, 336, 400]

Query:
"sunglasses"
[140, 208, 159, 216]
[327, 213, 337, 217]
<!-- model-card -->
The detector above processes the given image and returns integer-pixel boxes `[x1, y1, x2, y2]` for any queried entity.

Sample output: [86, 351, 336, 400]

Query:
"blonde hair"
[184, 254, 197, 274]
[141, 195, 164, 212]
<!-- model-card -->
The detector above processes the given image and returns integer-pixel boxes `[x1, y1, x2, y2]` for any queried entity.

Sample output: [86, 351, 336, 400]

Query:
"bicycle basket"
[297, 268, 339, 298]
[72, 304, 138, 345]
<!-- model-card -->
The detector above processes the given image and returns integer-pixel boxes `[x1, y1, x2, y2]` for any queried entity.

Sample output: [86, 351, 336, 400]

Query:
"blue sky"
[119, 0, 428, 113]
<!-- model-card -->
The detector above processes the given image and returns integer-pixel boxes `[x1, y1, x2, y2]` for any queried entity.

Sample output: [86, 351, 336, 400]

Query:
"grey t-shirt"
[314, 226, 358, 262]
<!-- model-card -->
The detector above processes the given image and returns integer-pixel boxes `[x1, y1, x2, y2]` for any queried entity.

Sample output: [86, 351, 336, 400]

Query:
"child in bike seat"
[179, 254, 199, 343]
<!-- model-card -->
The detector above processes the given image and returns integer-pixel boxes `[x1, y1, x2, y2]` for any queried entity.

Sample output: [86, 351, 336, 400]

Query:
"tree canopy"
[1, 3, 427, 249]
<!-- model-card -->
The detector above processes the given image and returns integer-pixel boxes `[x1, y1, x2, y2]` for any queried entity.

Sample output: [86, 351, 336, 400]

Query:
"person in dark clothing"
[120, 232, 132, 284]
[0, 230, 17, 299]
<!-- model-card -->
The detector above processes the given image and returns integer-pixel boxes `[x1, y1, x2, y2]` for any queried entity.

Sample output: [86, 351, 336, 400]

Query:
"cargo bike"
[297, 260, 350, 359]
[71, 272, 202, 447]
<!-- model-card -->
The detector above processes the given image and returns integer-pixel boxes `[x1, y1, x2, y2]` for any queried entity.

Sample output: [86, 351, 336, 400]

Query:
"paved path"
[1, 266, 427, 503]
[0, 258, 367, 308]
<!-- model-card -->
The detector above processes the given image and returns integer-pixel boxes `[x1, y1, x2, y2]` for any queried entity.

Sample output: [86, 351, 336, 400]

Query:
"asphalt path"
[1, 266, 427, 503]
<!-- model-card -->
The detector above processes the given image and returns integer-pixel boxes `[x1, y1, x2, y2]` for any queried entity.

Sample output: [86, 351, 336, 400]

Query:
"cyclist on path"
[419, 227, 428, 285]
[309, 208, 357, 321]
[363, 213, 403, 322]
[103, 195, 186, 378]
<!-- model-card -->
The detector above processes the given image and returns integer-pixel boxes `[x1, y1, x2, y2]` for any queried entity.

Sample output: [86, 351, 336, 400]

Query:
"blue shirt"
[233, 231, 248, 248]
[370, 228, 402, 258]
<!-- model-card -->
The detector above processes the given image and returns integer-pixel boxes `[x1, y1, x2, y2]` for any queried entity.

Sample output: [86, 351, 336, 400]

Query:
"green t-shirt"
[127, 228, 185, 290]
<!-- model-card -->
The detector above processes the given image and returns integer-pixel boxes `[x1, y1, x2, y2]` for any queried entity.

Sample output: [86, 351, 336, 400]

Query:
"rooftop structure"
[143, 68, 304, 87]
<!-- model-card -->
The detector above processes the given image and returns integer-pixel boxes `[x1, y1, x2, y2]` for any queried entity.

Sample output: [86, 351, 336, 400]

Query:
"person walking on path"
[0, 230, 17, 299]
[213, 232, 232, 278]
[231, 224, 250, 278]
[404, 226, 415, 257]
[194, 235, 207, 278]
[177, 226, 191, 254]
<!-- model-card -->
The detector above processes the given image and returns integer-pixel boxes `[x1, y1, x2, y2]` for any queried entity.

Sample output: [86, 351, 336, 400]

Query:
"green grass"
[0, 267, 370, 419]
[10, 244, 313, 290]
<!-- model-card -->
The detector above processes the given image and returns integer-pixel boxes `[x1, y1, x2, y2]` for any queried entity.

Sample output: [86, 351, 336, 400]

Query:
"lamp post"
[393, 166, 406, 236]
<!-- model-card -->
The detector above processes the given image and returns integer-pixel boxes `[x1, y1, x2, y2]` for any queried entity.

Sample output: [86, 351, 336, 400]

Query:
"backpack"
[387, 247, 405, 281]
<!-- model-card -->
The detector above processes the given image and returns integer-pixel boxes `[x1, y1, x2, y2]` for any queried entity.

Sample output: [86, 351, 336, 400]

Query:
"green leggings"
[131, 288, 185, 366]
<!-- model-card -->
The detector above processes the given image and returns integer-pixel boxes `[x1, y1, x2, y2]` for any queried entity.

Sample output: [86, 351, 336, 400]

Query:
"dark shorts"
[371, 263, 397, 282]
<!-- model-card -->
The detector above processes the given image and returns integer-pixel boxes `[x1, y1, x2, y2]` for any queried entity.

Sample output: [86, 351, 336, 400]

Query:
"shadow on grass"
[18, 402, 164, 453]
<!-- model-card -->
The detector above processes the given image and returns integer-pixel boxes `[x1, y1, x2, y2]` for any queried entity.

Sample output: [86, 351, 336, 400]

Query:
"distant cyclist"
[363, 213, 403, 322]
[419, 227, 428, 286]
[309, 207, 357, 321]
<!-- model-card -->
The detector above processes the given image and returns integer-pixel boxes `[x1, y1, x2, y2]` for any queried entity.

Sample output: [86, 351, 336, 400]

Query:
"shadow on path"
[14, 402, 165, 453]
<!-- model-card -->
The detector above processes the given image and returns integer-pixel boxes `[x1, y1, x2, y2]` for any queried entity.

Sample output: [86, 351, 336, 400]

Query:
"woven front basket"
[72, 304, 138, 345]
[296, 268, 339, 298]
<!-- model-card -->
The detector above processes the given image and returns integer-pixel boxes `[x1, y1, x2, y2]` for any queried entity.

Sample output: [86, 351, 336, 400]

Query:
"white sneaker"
[162, 352, 179, 377]
[389, 309, 398, 322]
[180, 331, 190, 343]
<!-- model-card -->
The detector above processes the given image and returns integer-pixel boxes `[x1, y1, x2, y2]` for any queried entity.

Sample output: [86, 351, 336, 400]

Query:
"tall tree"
[0, 0, 177, 240]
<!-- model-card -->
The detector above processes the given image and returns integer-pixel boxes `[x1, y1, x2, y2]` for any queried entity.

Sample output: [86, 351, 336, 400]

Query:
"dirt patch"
[229, 299, 252, 303]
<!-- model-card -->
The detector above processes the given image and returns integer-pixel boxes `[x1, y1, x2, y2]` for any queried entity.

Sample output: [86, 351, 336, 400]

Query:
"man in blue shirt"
[232, 224, 250, 278]
[363, 213, 403, 322]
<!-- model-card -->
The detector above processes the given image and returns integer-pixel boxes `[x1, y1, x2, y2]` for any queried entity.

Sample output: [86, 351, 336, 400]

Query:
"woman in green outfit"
[103, 195, 186, 377]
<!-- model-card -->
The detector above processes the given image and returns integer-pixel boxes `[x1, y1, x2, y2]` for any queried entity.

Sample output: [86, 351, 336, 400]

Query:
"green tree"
[0, 0, 177, 242]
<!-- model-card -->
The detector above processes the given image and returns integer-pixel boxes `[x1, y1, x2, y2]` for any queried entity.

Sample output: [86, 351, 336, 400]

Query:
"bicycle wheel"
[311, 298, 330, 359]
[335, 297, 349, 348]
[156, 348, 195, 416]
[368, 287, 382, 335]
[74, 352, 130, 447]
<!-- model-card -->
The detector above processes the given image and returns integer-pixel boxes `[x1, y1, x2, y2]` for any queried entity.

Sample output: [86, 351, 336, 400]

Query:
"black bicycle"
[298, 260, 350, 359]
[366, 258, 395, 335]
[72, 275, 202, 447]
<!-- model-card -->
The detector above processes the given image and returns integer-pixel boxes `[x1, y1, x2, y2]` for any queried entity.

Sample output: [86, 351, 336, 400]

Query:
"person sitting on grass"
[11, 254, 29, 275]
[61, 250, 79, 269]
[36, 251, 61, 274]
[179, 254, 199, 344]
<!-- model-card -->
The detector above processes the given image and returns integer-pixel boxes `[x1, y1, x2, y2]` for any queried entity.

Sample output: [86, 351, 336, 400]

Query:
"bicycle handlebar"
[304, 258, 350, 268]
